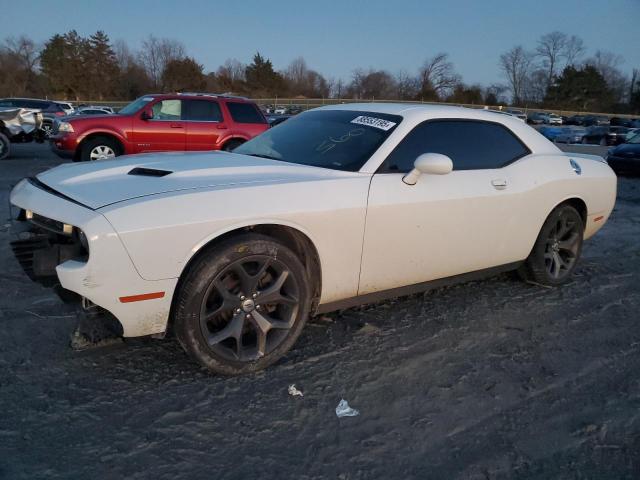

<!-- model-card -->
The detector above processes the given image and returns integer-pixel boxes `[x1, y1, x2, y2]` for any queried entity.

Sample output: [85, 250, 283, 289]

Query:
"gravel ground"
[1, 143, 639, 479]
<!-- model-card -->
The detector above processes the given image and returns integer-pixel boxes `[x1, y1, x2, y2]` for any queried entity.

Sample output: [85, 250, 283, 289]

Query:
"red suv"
[50, 93, 269, 161]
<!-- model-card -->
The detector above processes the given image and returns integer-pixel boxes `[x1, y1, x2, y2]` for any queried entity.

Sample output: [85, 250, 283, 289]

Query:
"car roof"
[316, 102, 559, 157]
[146, 93, 252, 102]
[317, 102, 530, 124]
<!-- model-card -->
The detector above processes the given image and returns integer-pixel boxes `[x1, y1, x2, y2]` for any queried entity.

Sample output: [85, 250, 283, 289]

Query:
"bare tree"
[347, 68, 396, 99]
[419, 53, 460, 99]
[284, 56, 308, 85]
[394, 70, 419, 100]
[499, 46, 534, 105]
[587, 50, 628, 102]
[1, 35, 41, 96]
[283, 56, 329, 97]
[138, 35, 185, 89]
[564, 35, 586, 67]
[3, 35, 40, 72]
[113, 39, 134, 70]
[329, 78, 345, 98]
[536, 31, 567, 90]
[630, 68, 639, 106]
[217, 58, 246, 83]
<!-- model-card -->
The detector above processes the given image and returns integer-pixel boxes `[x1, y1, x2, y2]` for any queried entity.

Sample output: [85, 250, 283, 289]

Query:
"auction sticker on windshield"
[350, 116, 397, 131]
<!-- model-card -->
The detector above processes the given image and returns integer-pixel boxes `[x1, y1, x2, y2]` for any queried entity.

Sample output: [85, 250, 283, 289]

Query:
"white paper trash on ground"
[288, 384, 304, 397]
[335, 399, 359, 417]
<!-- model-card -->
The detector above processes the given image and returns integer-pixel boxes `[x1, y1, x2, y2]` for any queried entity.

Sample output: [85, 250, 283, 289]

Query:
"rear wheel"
[174, 234, 311, 375]
[519, 204, 584, 286]
[0, 132, 9, 160]
[222, 139, 244, 152]
[80, 136, 120, 161]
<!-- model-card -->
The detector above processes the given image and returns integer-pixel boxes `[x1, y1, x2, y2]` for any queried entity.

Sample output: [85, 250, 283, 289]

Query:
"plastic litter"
[288, 384, 304, 397]
[335, 399, 359, 417]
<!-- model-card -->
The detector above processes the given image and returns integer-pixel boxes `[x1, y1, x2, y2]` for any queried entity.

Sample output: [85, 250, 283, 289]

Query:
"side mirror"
[402, 153, 453, 185]
[140, 110, 152, 120]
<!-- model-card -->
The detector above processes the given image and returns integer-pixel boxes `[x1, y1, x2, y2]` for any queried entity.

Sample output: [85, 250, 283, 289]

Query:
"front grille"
[10, 236, 50, 281]
[30, 212, 70, 235]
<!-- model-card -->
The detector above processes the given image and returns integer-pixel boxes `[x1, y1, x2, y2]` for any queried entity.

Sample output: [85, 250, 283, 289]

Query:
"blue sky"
[1, 0, 638, 86]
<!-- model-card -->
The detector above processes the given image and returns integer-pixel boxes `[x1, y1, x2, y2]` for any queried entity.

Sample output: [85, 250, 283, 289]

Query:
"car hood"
[35, 151, 360, 209]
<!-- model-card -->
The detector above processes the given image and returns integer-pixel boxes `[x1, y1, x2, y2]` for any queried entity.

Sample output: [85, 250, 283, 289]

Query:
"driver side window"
[380, 119, 530, 172]
[150, 99, 182, 121]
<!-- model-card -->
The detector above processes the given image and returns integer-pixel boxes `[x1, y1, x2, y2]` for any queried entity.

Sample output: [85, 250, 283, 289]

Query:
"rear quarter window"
[226, 102, 266, 124]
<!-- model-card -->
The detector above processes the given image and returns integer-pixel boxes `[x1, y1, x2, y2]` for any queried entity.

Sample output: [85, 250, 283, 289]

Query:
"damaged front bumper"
[9, 178, 178, 337]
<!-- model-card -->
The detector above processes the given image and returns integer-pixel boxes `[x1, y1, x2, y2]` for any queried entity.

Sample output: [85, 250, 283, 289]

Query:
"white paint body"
[10, 104, 617, 337]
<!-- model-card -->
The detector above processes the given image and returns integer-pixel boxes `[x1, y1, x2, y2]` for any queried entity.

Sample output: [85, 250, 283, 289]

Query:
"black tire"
[519, 204, 584, 286]
[0, 132, 9, 160]
[174, 233, 311, 375]
[222, 139, 244, 152]
[80, 136, 121, 162]
[599, 137, 607, 146]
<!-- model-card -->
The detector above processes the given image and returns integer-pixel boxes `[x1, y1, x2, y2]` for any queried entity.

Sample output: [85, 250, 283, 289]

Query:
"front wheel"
[41, 122, 53, 139]
[80, 136, 120, 161]
[519, 204, 584, 286]
[174, 234, 311, 375]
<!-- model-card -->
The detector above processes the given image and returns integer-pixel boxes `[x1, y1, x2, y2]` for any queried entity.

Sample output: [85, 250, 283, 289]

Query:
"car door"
[183, 99, 224, 151]
[131, 98, 185, 153]
[358, 119, 532, 295]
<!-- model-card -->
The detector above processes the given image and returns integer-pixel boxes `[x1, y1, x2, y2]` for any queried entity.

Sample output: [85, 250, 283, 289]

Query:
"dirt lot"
[1, 143, 639, 479]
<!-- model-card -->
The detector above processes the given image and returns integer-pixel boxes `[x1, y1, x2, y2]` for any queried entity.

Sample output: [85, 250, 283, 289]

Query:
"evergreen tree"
[161, 57, 206, 92]
[544, 65, 613, 112]
[86, 31, 119, 99]
[245, 53, 285, 96]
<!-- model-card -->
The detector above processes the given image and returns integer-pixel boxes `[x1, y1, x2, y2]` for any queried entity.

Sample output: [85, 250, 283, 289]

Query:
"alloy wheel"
[199, 255, 300, 362]
[89, 145, 115, 161]
[544, 211, 581, 279]
[41, 124, 53, 138]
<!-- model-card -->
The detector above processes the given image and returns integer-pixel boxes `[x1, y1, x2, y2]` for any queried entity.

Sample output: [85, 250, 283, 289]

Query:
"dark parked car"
[266, 114, 291, 127]
[583, 115, 610, 127]
[564, 115, 586, 126]
[606, 133, 640, 175]
[610, 117, 633, 127]
[582, 126, 631, 146]
[0, 98, 67, 137]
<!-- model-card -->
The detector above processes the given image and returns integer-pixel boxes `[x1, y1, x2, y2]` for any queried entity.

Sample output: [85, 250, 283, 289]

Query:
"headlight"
[58, 122, 74, 133]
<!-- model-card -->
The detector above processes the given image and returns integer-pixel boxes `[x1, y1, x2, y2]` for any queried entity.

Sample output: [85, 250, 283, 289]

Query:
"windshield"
[118, 96, 155, 115]
[628, 133, 640, 144]
[234, 110, 402, 171]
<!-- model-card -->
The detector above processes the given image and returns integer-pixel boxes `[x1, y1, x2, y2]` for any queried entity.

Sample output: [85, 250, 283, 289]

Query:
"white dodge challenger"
[9, 104, 616, 374]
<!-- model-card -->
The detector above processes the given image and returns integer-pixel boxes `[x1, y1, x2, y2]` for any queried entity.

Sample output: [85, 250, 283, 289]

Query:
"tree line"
[0, 30, 638, 114]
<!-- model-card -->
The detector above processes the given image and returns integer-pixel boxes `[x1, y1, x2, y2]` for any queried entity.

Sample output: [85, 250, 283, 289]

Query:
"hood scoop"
[128, 167, 173, 177]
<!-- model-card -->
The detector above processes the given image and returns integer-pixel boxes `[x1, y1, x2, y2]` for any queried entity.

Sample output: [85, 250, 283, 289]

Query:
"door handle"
[170, 123, 183, 128]
[491, 179, 507, 190]
[216, 124, 228, 130]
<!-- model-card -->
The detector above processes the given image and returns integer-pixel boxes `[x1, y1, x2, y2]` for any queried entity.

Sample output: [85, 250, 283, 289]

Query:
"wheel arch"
[167, 222, 323, 334]
[76, 131, 126, 160]
[219, 135, 248, 150]
[559, 197, 587, 226]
